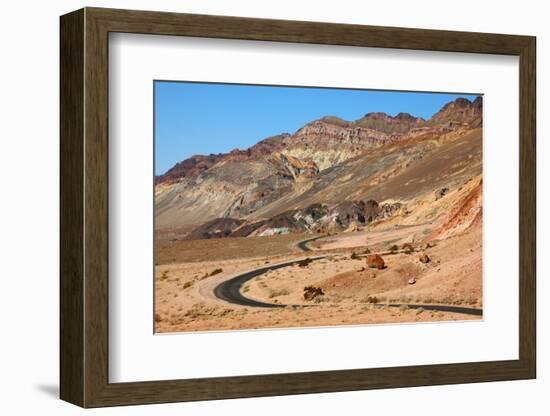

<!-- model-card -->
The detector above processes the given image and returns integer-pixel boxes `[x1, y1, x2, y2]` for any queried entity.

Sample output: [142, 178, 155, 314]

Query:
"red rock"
[367, 254, 385, 269]
[419, 253, 431, 263]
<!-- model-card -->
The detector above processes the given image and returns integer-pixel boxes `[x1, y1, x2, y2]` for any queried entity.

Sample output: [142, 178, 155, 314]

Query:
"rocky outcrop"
[377, 202, 403, 219]
[364, 200, 381, 222]
[224, 133, 290, 161]
[433, 179, 482, 240]
[155, 154, 223, 185]
[331, 200, 370, 226]
[355, 111, 424, 134]
[286, 120, 400, 170]
[184, 198, 404, 240]
[272, 152, 319, 179]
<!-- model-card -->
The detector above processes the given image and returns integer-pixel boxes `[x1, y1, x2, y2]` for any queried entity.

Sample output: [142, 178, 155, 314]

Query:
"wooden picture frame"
[60, 7, 536, 408]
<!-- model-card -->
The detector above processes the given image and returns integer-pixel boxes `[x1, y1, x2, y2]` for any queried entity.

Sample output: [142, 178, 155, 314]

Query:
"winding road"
[213, 254, 483, 316]
[214, 256, 325, 308]
[295, 235, 324, 251]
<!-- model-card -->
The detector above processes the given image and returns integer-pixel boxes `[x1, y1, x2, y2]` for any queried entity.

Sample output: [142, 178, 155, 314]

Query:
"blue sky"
[155, 81, 480, 175]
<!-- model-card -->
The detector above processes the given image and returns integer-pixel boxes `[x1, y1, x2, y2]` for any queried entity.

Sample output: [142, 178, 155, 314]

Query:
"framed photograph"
[60, 7, 536, 407]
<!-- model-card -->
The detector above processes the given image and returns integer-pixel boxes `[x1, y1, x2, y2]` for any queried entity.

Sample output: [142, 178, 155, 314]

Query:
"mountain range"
[155, 96, 482, 240]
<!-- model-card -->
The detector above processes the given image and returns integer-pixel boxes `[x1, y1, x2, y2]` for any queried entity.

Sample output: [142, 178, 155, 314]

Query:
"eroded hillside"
[155, 97, 482, 240]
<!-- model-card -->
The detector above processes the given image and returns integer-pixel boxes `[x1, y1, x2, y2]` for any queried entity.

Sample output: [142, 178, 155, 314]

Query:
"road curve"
[213, 257, 483, 316]
[214, 257, 325, 308]
[296, 235, 324, 251]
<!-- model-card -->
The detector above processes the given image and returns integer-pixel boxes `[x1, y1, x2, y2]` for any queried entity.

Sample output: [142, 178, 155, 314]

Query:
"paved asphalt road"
[296, 235, 324, 251]
[214, 257, 325, 308]
[213, 256, 483, 316]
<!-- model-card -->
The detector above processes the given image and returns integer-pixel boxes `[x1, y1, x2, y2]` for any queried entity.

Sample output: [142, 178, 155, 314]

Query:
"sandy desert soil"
[155, 212, 482, 333]
[156, 232, 313, 264]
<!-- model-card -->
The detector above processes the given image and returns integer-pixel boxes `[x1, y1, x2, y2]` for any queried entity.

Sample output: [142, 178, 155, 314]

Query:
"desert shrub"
[185, 308, 201, 319]
[160, 271, 169, 280]
[182, 281, 193, 289]
[242, 285, 250, 293]
[350, 252, 360, 260]
[217, 308, 233, 317]
[389, 244, 399, 253]
[440, 295, 454, 304]
[269, 288, 290, 298]
[402, 243, 414, 254]
[362, 295, 379, 304]
[209, 268, 223, 276]
[361, 247, 371, 254]
[154, 313, 162, 323]
[466, 296, 478, 305]
[297, 258, 313, 268]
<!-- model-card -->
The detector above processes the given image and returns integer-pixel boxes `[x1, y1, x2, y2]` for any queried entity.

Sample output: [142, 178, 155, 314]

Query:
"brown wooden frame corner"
[60, 7, 536, 408]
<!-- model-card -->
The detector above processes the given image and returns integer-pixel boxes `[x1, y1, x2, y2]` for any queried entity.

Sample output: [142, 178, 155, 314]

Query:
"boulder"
[303, 286, 324, 301]
[367, 254, 385, 269]
[419, 253, 431, 264]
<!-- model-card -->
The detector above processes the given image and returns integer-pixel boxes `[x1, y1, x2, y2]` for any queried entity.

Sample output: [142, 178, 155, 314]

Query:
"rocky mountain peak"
[428, 96, 482, 127]
[362, 111, 389, 120]
[473, 96, 483, 111]
[395, 112, 424, 122]
[354, 111, 423, 134]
